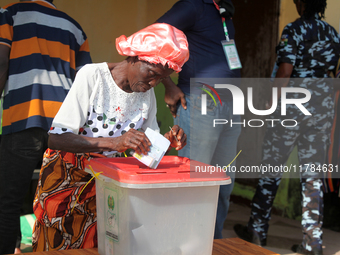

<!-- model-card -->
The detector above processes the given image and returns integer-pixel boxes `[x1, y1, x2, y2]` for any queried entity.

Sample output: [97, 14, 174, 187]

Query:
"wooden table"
[17, 238, 279, 255]
[212, 238, 278, 255]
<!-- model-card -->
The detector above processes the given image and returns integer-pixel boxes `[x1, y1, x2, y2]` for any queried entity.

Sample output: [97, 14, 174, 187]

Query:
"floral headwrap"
[116, 23, 189, 72]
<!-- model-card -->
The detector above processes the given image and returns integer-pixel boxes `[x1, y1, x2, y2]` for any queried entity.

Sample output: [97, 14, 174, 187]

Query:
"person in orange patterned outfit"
[32, 23, 189, 251]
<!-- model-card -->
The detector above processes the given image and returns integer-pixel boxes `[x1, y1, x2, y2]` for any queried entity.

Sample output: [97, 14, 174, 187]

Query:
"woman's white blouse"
[49, 63, 159, 156]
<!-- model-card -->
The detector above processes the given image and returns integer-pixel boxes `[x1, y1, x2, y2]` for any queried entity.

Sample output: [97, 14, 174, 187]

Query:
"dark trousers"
[0, 128, 48, 254]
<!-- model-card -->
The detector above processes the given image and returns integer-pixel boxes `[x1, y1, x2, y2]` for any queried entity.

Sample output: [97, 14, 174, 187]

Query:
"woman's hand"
[164, 125, 187, 151]
[113, 129, 151, 155]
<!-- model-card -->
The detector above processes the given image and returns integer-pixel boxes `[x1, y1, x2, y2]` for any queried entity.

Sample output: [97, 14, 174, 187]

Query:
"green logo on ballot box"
[108, 195, 115, 210]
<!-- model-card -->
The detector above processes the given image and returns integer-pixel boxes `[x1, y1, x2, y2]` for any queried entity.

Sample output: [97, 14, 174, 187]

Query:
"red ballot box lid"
[86, 156, 230, 187]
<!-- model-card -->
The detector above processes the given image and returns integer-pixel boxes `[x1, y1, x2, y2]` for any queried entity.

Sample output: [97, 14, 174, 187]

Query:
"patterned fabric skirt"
[32, 149, 98, 251]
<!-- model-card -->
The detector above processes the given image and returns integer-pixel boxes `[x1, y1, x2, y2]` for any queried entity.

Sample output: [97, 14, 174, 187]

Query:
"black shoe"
[291, 244, 323, 255]
[233, 224, 267, 246]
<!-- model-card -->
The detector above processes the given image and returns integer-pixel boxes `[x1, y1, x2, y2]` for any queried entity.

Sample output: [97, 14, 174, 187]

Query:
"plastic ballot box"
[86, 156, 230, 255]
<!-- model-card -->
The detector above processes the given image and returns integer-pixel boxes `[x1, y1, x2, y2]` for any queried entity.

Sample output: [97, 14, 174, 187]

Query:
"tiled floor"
[223, 202, 340, 255]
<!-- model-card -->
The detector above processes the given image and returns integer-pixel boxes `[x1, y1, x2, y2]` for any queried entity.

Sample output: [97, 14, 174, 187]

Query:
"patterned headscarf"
[116, 23, 189, 72]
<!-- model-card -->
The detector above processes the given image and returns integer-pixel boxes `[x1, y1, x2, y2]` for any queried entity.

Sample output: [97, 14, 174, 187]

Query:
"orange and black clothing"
[0, 0, 91, 135]
[0, 1, 91, 253]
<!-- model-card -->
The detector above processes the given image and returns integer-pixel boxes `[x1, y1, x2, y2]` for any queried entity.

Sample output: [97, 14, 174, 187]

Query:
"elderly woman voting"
[32, 23, 189, 251]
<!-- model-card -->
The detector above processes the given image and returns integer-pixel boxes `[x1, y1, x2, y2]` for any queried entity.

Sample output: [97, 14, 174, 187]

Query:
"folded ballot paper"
[131, 128, 170, 169]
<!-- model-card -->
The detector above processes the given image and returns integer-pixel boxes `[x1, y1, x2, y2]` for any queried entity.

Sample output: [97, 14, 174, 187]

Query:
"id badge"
[221, 40, 242, 70]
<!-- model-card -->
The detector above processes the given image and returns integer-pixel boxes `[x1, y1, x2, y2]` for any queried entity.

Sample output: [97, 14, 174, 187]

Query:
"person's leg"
[296, 125, 329, 253]
[175, 93, 241, 239]
[214, 183, 235, 239]
[14, 226, 22, 254]
[251, 121, 299, 232]
[246, 177, 281, 244]
[0, 128, 48, 254]
[235, 118, 299, 245]
[174, 93, 190, 158]
[175, 92, 224, 164]
[211, 101, 241, 239]
[299, 178, 323, 253]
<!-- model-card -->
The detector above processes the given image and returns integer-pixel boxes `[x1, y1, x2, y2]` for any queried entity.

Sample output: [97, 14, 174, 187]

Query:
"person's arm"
[266, 63, 293, 109]
[162, 76, 186, 117]
[273, 62, 294, 96]
[141, 88, 186, 152]
[0, 5, 12, 95]
[140, 89, 186, 153]
[0, 45, 10, 95]
[49, 123, 187, 155]
[157, 0, 196, 117]
[49, 64, 155, 155]
[49, 129, 152, 155]
[266, 23, 297, 108]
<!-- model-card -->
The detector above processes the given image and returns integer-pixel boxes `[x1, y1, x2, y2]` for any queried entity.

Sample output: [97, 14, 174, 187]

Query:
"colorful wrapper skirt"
[32, 149, 98, 251]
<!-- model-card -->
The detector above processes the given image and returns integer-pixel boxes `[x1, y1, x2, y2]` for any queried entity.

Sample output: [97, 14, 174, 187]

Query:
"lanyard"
[222, 18, 230, 41]
[213, 0, 230, 41]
